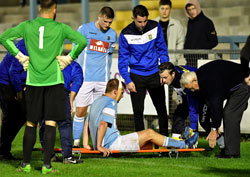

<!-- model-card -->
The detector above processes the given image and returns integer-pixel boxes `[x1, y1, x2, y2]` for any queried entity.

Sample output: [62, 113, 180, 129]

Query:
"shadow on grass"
[200, 167, 250, 177]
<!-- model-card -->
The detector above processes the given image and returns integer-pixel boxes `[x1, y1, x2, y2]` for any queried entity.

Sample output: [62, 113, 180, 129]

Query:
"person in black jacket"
[240, 35, 250, 79]
[180, 60, 250, 158]
[184, 0, 218, 67]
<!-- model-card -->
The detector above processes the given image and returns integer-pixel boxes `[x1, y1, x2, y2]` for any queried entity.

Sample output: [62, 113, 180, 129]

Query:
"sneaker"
[41, 166, 59, 174]
[51, 154, 58, 162]
[2, 152, 16, 160]
[73, 140, 80, 148]
[73, 145, 80, 148]
[185, 132, 199, 148]
[183, 126, 194, 140]
[172, 137, 183, 141]
[63, 156, 83, 164]
[16, 164, 31, 173]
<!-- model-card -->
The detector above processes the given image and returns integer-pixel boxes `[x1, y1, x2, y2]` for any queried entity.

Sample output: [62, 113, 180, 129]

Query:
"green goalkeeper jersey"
[0, 17, 87, 86]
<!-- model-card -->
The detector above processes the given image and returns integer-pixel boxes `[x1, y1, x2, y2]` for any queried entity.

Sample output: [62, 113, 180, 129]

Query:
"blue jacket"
[62, 61, 83, 93]
[118, 20, 169, 84]
[10, 59, 83, 94]
[0, 39, 27, 86]
[171, 65, 199, 130]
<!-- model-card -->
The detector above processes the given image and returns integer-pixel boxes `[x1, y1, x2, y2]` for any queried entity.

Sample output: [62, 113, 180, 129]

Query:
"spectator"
[73, 6, 117, 148]
[0, 39, 26, 160]
[180, 60, 250, 158]
[0, 0, 87, 173]
[184, 0, 218, 67]
[83, 79, 198, 157]
[118, 5, 169, 136]
[240, 35, 250, 78]
[154, 0, 185, 65]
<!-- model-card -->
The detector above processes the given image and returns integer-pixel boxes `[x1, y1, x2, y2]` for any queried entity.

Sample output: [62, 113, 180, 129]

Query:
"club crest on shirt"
[89, 39, 109, 53]
[148, 34, 152, 40]
[107, 36, 110, 40]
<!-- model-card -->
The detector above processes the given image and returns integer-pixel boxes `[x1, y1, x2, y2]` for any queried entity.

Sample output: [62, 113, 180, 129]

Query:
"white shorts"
[109, 132, 140, 151]
[75, 82, 107, 107]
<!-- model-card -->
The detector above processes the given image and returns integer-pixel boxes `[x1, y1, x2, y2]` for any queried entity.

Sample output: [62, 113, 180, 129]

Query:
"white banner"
[198, 60, 250, 134]
[110, 58, 169, 115]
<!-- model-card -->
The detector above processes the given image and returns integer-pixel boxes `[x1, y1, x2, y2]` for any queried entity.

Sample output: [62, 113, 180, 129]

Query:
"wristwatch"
[211, 128, 217, 131]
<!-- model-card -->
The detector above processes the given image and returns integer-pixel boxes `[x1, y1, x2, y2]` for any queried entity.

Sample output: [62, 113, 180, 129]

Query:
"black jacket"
[184, 11, 218, 49]
[240, 35, 250, 76]
[196, 60, 245, 128]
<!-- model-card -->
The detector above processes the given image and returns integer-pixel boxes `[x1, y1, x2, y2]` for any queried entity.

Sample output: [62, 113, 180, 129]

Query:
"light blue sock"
[163, 137, 185, 148]
[73, 115, 85, 140]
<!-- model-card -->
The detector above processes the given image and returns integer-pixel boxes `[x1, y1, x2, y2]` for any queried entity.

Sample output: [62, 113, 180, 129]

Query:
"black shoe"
[51, 154, 58, 162]
[215, 153, 240, 159]
[215, 148, 225, 157]
[72, 145, 80, 148]
[2, 152, 16, 160]
[63, 156, 83, 164]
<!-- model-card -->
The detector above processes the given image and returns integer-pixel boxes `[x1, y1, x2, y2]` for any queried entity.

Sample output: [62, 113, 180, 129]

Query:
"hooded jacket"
[184, 0, 218, 50]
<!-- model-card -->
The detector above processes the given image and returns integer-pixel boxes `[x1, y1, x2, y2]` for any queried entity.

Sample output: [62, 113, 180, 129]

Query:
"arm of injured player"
[97, 121, 112, 157]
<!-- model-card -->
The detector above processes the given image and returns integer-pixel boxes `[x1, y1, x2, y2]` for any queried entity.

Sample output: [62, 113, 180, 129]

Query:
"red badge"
[89, 39, 109, 53]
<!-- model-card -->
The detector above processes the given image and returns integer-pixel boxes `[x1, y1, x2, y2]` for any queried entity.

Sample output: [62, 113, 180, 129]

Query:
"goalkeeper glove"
[15, 51, 29, 71]
[56, 54, 73, 70]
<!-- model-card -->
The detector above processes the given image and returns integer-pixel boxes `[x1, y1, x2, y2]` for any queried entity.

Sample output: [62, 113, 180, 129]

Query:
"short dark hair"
[99, 6, 115, 19]
[159, 0, 172, 8]
[185, 3, 194, 10]
[40, 0, 57, 9]
[105, 79, 126, 93]
[133, 5, 149, 18]
[158, 62, 176, 74]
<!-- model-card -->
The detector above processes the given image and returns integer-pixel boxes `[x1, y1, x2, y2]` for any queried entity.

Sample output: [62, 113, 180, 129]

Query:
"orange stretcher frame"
[34, 147, 207, 154]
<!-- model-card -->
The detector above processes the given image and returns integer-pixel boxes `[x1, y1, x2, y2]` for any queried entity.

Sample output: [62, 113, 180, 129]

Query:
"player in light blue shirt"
[73, 7, 117, 147]
[84, 79, 199, 157]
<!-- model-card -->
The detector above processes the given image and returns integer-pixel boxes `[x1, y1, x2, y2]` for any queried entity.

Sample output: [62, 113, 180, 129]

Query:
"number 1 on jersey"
[39, 26, 44, 49]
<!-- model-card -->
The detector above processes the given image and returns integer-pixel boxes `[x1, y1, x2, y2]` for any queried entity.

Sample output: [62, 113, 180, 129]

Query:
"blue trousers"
[39, 90, 72, 158]
[0, 83, 26, 154]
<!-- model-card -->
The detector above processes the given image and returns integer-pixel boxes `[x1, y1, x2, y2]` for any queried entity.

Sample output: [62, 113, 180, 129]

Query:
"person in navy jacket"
[118, 5, 169, 136]
[0, 39, 27, 160]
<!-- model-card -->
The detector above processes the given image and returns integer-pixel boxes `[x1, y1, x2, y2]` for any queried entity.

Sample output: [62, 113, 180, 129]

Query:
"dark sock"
[43, 125, 56, 166]
[23, 126, 37, 163]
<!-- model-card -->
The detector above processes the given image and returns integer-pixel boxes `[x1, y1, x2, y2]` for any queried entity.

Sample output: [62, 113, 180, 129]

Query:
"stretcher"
[34, 146, 208, 159]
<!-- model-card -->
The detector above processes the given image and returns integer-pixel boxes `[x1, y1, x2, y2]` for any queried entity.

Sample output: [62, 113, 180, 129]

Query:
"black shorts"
[25, 84, 66, 123]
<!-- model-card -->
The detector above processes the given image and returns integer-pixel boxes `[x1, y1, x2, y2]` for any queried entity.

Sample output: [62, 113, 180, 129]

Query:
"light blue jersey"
[76, 22, 117, 82]
[87, 96, 120, 149]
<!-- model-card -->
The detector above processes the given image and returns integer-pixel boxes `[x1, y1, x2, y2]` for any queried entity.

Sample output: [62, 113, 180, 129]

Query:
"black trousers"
[223, 83, 250, 156]
[39, 91, 72, 158]
[0, 83, 26, 154]
[130, 72, 168, 136]
[171, 95, 189, 134]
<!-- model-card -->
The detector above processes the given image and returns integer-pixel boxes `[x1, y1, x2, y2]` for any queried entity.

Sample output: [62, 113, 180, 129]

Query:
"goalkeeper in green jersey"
[0, 0, 87, 174]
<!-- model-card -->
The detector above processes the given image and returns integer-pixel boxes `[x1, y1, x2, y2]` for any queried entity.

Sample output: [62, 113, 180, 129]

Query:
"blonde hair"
[180, 72, 197, 88]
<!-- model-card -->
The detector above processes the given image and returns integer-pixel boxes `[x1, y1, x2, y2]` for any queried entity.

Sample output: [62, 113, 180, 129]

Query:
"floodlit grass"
[1, 127, 250, 177]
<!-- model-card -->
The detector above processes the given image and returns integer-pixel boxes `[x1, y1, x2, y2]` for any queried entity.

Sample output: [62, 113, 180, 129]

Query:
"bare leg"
[137, 129, 165, 148]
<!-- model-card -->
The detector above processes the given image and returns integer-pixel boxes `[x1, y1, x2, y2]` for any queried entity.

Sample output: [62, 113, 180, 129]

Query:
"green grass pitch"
[1, 127, 250, 177]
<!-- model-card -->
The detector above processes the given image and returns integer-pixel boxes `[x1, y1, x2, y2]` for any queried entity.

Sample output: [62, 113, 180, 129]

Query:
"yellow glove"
[15, 51, 29, 71]
[56, 54, 73, 70]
